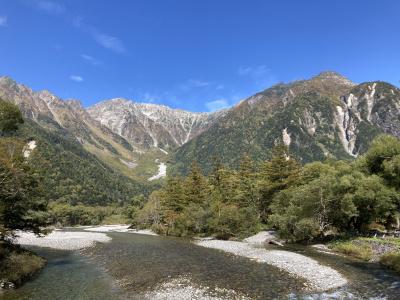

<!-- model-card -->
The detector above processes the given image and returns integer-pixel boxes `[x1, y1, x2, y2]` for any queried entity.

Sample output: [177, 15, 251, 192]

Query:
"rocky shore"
[15, 230, 111, 250]
[84, 224, 157, 235]
[143, 276, 250, 300]
[195, 232, 348, 292]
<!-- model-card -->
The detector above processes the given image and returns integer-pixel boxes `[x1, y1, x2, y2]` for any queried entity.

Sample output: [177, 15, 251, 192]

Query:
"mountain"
[171, 72, 400, 174]
[87, 98, 225, 152]
[0, 77, 162, 181]
[0, 76, 225, 181]
[2, 72, 399, 179]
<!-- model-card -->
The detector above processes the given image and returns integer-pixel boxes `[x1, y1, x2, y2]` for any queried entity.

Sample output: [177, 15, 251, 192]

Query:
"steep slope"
[172, 72, 400, 174]
[87, 98, 225, 151]
[0, 77, 163, 181]
[6, 118, 149, 206]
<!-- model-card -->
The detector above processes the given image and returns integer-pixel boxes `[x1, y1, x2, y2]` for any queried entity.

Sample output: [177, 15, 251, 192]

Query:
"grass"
[0, 242, 45, 287]
[329, 240, 373, 261]
[84, 143, 164, 182]
[380, 252, 400, 274]
[100, 214, 130, 225]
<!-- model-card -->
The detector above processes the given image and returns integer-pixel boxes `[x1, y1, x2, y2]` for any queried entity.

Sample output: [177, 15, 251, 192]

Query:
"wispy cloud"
[26, 2, 126, 54]
[238, 65, 277, 89]
[70, 75, 83, 82]
[205, 98, 229, 112]
[0, 16, 7, 26]
[140, 92, 160, 103]
[179, 79, 211, 91]
[93, 33, 126, 54]
[81, 54, 101, 66]
[73, 17, 126, 54]
[29, 0, 66, 15]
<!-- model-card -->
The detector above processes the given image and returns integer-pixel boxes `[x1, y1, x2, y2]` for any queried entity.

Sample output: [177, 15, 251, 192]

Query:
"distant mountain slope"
[171, 72, 400, 174]
[0, 76, 225, 181]
[0, 77, 164, 181]
[8, 118, 149, 206]
[87, 98, 225, 151]
[2, 72, 399, 179]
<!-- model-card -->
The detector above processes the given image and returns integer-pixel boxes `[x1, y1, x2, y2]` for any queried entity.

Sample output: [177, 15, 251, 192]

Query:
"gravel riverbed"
[195, 238, 348, 292]
[14, 230, 111, 250]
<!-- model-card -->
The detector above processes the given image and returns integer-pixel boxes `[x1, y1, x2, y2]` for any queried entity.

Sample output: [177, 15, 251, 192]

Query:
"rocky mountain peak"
[312, 71, 355, 86]
[87, 97, 225, 150]
[65, 99, 85, 111]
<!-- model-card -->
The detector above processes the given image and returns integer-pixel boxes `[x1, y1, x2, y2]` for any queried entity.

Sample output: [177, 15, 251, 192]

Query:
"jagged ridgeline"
[1, 72, 400, 181]
[171, 72, 400, 174]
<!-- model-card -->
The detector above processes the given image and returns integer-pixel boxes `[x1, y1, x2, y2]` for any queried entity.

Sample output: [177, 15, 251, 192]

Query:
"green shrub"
[380, 252, 400, 273]
[330, 241, 373, 261]
[0, 243, 45, 286]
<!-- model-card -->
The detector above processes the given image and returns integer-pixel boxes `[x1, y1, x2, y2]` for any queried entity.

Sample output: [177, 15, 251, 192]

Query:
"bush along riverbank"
[328, 236, 400, 274]
[0, 241, 45, 290]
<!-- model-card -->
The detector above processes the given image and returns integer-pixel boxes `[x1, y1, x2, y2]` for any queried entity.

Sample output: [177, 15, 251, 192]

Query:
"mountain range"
[1, 71, 399, 182]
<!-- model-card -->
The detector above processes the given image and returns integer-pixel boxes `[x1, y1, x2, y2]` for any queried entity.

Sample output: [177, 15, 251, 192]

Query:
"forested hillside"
[0, 99, 156, 225]
[171, 72, 400, 174]
[136, 135, 400, 242]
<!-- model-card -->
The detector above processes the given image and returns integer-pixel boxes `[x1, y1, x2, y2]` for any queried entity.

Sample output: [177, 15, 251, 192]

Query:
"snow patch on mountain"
[282, 128, 291, 146]
[366, 83, 377, 121]
[148, 161, 167, 181]
[23, 140, 37, 158]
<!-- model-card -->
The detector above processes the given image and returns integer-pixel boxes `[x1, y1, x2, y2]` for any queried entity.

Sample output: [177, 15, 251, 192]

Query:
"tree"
[0, 100, 23, 135]
[360, 135, 400, 189]
[235, 154, 260, 209]
[259, 143, 301, 221]
[0, 103, 48, 240]
[184, 161, 209, 205]
[0, 138, 48, 240]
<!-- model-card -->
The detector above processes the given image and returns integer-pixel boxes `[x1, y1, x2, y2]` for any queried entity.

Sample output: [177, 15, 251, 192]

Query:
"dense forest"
[135, 136, 400, 242]
[0, 98, 157, 226]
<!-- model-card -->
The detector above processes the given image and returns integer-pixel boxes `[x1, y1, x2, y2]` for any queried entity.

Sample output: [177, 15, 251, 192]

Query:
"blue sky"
[0, 0, 399, 112]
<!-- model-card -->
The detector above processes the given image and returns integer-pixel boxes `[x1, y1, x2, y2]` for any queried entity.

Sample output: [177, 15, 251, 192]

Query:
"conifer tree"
[185, 161, 208, 205]
[259, 143, 301, 221]
[236, 154, 260, 209]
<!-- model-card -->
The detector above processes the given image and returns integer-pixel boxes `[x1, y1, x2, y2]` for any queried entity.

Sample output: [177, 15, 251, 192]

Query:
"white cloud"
[31, 0, 66, 15]
[179, 79, 210, 91]
[93, 33, 126, 54]
[0, 16, 7, 26]
[73, 17, 126, 54]
[205, 99, 229, 112]
[70, 75, 83, 82]
[81, 54, 100, 66]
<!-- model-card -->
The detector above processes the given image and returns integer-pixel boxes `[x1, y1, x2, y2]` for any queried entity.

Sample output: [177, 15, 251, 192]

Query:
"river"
[2, 230, 400, 299]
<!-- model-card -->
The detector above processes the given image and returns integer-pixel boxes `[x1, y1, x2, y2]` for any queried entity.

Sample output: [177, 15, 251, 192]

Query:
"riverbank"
[195, 237, 347, 292]
[328, 237, 400, 274]
[15, 230, 111, 250]
[14, 225, 157, 251]
[83, 224, 157, 235]
[0, 242, 45, 290]
[143, 276, 250, 299]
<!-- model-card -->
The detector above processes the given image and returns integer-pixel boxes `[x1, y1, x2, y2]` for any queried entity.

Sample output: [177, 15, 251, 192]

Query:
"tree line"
[134, 136, 400, 241]
[0, 100, 48, 240]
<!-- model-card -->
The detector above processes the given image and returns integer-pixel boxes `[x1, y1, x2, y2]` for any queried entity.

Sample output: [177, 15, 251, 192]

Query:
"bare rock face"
[172, 73, 400, 173]
[87, 98, 225, 151]
[1, 73, 399, 177]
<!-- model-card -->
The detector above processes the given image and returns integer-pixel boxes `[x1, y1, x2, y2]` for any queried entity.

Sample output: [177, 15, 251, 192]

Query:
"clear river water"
[1, 230, 400, 299]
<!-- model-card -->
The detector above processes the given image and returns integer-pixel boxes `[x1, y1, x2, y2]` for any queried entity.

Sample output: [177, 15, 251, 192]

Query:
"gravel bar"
[195, 239, 347, 291]
[15, 230, 111, 250]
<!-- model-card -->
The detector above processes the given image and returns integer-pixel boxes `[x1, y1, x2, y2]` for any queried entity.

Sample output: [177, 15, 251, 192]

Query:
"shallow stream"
[2, 230, 400, 299]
